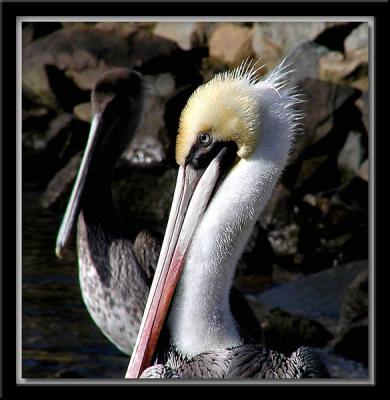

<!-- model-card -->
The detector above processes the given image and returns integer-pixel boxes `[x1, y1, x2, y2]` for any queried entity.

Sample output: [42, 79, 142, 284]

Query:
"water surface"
[22, 191, 129, 379]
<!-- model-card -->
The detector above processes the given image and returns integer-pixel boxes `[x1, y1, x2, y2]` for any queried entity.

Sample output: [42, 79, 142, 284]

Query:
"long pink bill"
[125, 147, 230, 379]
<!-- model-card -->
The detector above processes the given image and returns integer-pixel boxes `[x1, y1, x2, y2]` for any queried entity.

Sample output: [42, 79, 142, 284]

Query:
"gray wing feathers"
[290, 347, 330, 378]
[169, 349, 232, 378]
[141, 349, 232, 379]
[140, 345, 330, 379]
[140, 365, 179, 379]
[226, 345, 302, 379]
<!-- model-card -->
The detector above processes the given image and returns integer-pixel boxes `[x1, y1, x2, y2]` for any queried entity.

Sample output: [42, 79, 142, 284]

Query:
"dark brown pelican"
[126, 61, 330, 379]
[55, 68, 262, 356]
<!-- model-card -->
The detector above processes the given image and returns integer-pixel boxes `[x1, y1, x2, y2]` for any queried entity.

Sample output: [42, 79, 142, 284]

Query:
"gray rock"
[22, 23, 35, 47]
[143, 73, 176, 99]
[302, 79, 357, 138]
[338, 269, 368, 335]
[333, 322, 368, 366]
[345, 23, 369, 54]
[337, 131, 366, 182]
[274, 42, 358, 162]
[313, 347, 368, 379]
[252, 22, 327, 69]
[291, 78, 358, 161]
[284, 41, 330, 84]
[249, 260, 368, 334]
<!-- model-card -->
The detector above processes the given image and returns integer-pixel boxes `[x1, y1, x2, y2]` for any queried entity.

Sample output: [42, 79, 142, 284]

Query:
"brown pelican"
[126, 60, 330, 379]
[55, 68, 262, 356]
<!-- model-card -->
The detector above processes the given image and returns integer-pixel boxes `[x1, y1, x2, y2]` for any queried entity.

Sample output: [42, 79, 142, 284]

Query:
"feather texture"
[176, 59, 304, 164]
[140, 345, 330, 379]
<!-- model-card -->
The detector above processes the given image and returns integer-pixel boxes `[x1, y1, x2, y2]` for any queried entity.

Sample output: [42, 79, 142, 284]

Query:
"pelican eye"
[198, 133, 212, 146]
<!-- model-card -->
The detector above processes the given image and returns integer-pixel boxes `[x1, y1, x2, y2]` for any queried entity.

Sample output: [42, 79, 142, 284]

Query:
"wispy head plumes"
[220, 57, 266, 86]
[261, 58, 307, 138]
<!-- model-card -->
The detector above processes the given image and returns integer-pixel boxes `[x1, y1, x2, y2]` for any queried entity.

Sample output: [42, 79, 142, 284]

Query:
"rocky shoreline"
[22, 21, 369, 378]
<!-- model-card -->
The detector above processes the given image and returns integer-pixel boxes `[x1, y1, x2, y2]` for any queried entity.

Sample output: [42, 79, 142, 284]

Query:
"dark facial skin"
[185, 133, 238, 171]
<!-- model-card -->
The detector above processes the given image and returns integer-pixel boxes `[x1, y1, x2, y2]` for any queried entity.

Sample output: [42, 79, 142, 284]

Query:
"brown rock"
[358, 159, 369, 182]
[61, 22, 94, 29]
[209, 23, 254, 67]
[93, 22, 138, 37]
[343, 23, 369, 91]
[154, 22, 203, 50]
[319, 49, 368, 91]
[295, 155, 329, 188]
[65, 57, 108, 92]
[356, 91, 369, 133]
[22, 107, 48, 122]
[22, 24, 177, 107]
[320, 50, 364, 81]
[303, 193, 331, 215]
[73, 103, 92, 123]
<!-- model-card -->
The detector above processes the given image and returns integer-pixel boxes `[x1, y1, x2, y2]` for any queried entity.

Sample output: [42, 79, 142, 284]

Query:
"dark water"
[22, 191, 369, 380]
[22, 191, 129, 379]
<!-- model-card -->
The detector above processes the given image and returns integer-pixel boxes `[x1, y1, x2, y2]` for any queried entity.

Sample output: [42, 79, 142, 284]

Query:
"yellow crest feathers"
[176, 61, 262, 165]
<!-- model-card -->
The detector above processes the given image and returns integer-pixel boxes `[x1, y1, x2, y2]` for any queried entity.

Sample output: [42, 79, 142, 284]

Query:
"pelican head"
[55, 68, 144, 259]
[126, 60, 303, 378]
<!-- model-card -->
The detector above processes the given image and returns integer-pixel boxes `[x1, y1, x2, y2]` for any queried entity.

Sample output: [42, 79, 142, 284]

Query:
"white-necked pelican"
[126, 60, 330, 379]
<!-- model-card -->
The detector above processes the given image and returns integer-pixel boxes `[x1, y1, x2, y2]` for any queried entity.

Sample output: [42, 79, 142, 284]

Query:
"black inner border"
[2, 0, 386, 396]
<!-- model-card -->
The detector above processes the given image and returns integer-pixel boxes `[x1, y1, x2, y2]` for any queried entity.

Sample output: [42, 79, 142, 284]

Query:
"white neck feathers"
[168, 64, 301, 357]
